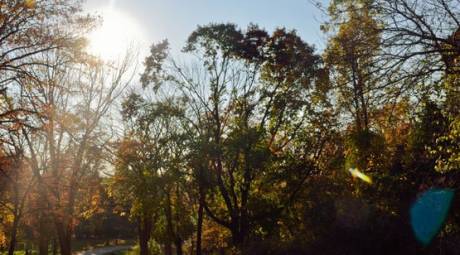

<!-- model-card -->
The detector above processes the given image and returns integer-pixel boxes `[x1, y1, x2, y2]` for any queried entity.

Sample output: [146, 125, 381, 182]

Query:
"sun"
[87, 8, 146, 61]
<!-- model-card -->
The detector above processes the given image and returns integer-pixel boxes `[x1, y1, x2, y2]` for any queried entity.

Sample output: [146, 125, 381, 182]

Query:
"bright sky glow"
[87, 6, 147, 61]
[84, 0, 329, 57]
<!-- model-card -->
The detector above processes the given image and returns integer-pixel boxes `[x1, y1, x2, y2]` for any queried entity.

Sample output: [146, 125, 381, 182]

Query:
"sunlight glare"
[87, 7, 146, 61]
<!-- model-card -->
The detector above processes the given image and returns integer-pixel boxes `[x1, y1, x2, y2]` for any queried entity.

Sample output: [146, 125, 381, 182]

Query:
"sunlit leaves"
[24, 0, 36, 9]
[433, 117, 460, 173]
[324, 0, 382, 132]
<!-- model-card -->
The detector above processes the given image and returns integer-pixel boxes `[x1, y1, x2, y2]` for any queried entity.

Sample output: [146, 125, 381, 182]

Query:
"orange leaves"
[79, 193, 102, 219]
[24, 0, 36, 9]
[0, 231, 6, 248]
[202, 220, 231, 252]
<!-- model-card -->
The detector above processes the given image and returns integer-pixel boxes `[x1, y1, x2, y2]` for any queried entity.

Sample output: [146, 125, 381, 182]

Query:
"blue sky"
[84, 0, 330, 55]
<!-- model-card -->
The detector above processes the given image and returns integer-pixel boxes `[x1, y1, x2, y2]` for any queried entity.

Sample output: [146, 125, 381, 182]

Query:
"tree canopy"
[1, 1, 460, 255]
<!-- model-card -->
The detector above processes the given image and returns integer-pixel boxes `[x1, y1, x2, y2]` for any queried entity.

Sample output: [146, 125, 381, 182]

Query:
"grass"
[73, 239, 135, 252]
[0, 249, 38, 255]
[110, 250, 134, 255]
[101, 246, 136, 255]
[1, 239, 136, 255]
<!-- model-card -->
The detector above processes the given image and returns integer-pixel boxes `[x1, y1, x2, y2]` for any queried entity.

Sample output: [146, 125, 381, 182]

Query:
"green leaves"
[140, 40, 171, 90]
[184, 23, 244, 58]
[344, 129, 385, 171]
[121, 93, 144, 121]
[434, 117, 460, 173]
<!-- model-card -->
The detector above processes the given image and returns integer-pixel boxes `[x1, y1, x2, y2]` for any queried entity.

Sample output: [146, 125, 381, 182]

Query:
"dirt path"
[75, 245, 132, 255]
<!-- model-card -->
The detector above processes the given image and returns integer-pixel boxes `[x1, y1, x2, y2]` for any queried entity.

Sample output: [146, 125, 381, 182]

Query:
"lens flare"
[410, 188, 455, 246]
[348, 167, 372, 184]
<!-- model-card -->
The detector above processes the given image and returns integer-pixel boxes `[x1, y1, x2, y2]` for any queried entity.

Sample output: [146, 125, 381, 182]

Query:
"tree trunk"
[7, 217, 18, 255]
[52, 238, 58, 255]
[229, 210, 247, 248]
[165, 191, 175, 255]
[231, 226, 242, 248]
[38, 235, 48, 255]
[175, 238, 183, 255]
[138, 214, 152, 255]
[165, 242, 173, 255]
[190, 236, 195, 255]
[58, 239, 71, 255]
[139, 234, 149, 255]
[196, 196, 204, 255]
[56, 222, 72, 255]
[38, 214, 49, 255]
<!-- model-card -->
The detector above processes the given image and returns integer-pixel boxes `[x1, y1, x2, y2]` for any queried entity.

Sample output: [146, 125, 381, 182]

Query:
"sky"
[84, 0, 330, 57]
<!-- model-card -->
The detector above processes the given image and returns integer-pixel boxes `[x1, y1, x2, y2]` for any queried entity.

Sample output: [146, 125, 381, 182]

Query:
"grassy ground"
[0, 252, 31, 255]
[0, 249, 38, 255]
[0, 239, 135, 255]
[111, 250, 134, 255]
[73, 239, 135, 251]
[1, 250, 134, 255]
[98, 246, 136, 255]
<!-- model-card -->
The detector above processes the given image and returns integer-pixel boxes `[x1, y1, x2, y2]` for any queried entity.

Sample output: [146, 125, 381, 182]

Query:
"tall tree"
[142, 24, 329, 249]
[323, 0, 389, 173]
[114, 93, 193, 255]
[378, 0, 460, 79]
[0, 130, 34, 255]
[324, 0, 382, 132]
[18, 50, 131, 255]
[0, 0, 93, 130]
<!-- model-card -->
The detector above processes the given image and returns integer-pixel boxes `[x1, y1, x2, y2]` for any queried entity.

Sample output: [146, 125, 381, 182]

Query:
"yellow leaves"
[8, 0, 36, 9]
[5, 212, 15, 223]
[0, 231, 6, 247]
[431, 116, 460, 173]
[79, 193, 101, 219]
[324, 1, 381, 70]
[280, 181, 287, 188]
[24, 0, 36, 9]
[202, 220, 231, 250]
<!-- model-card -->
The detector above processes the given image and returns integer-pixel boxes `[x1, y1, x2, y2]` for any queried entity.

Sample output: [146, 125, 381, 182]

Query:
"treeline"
[0, 1, 135, 254]
[1, 0, 460, 255]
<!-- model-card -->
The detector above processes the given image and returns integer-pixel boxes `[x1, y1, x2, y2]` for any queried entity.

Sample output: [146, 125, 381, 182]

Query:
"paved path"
[75, 245, 132, 255]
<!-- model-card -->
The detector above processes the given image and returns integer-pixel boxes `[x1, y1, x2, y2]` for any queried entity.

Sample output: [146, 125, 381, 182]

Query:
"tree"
[323, 0, 389, 174]
[372, 0, 460, 175]
[141, 23, 329, 250]
[0, 0, 93, 131]
[113, 93, 193, 255]
[378, 0, 460, 79]
[17, 48, 132, 254]
[324, 0, 382, 133]
[112, 135, 158, 255]
[0, 131, 34, 255]
[0, 3, 97, 251]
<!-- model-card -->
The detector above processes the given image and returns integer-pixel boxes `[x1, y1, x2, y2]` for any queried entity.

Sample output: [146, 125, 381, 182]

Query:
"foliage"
[2, 1, 460, 255]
